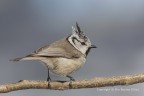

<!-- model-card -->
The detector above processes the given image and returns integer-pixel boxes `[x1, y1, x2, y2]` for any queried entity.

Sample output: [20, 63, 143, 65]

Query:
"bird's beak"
[90, 45, 97, 48]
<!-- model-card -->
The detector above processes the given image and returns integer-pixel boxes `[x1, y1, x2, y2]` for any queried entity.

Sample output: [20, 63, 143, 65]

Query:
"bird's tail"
[10, 55, 43, 61]
[10, 57, 24, 61]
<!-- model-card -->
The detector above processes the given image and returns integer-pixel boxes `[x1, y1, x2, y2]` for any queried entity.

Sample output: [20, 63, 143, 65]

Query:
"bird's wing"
[27, 38, 82, 59]
[12, 38, 82, 61]
[34, 48, 66, 57]
[12, 45, 69, 61]
[29, 45, 72, 58]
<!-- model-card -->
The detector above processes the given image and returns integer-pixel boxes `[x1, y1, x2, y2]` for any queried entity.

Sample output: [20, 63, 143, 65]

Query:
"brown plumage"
[13, 38, 83, 61]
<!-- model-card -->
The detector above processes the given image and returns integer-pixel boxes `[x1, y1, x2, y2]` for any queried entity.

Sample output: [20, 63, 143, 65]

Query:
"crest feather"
[76, 22, 81, 32]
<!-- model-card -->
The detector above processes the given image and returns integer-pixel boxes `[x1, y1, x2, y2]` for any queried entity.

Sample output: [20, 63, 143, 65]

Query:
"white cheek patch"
[68, 35, 80, 52]
[74, 40, 88, 55]
[68, 35, 87, 56]
[79, 46, 89, 55]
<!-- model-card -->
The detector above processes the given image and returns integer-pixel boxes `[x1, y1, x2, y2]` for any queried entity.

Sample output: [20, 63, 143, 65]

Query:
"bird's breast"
[43, 56, 86, 76]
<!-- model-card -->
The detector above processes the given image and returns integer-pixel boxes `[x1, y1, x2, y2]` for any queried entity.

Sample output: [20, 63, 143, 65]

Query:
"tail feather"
[10, 55, 44, 61]
[10, 57, 23, 61]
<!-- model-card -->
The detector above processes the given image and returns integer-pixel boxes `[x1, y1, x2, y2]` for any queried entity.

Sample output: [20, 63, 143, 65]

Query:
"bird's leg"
[47, 69, 51, 88]
[67, 75, 75, 81]
[66, 75, 75, 88]
[47, 68, 51, 81]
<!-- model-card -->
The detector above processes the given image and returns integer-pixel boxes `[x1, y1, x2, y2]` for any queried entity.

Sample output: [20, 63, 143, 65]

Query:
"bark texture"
[0, 74, 144, 93]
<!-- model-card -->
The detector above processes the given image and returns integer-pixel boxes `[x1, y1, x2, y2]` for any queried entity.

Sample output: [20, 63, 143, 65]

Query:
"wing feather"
[26, 38, 82, 59]
[32, 48, 66, 57]
[12, 38, 83, 61]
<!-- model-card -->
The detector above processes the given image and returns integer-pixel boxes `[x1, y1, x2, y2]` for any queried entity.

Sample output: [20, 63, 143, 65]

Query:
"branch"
[1, 73, 144, 93]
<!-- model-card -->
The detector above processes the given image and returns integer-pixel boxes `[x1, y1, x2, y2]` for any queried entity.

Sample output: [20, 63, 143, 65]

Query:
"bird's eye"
[81, 42, 86, 45]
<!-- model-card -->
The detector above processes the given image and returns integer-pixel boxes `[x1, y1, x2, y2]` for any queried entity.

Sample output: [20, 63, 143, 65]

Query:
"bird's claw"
[66, 75, 75, 88]
[47, 77, 51, 89]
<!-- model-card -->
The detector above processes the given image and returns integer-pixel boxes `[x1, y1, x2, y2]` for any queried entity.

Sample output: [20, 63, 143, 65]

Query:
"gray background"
[0, 0, 144, 96]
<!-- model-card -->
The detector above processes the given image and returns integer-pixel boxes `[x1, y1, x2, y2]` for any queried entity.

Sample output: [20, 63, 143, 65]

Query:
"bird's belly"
[42, 57, 86, 76]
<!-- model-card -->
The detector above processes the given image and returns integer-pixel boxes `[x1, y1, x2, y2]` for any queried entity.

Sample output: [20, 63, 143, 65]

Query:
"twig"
[0, 73, 144, 93]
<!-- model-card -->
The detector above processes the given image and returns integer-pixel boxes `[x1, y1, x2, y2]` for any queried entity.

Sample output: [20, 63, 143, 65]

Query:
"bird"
[12, 22, 97, 82]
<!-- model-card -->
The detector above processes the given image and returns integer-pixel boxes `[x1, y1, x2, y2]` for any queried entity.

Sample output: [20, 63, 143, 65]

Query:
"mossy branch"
[0, 74, 144, 93]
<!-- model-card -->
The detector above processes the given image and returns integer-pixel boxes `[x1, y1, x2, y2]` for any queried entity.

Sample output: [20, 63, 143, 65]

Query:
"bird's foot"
[47, 77, 51, 89]
[66, 75, 75, 88]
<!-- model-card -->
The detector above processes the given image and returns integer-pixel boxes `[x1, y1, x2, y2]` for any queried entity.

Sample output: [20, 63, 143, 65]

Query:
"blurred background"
[0, 0, 144, 95]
